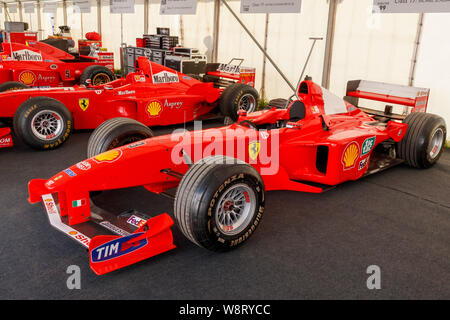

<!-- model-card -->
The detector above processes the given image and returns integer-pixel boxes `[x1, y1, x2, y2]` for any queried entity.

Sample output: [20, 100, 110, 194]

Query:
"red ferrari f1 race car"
[0, 56, 258, 150]
[28, 78, 446, 275]
[0, 28, 115, 91]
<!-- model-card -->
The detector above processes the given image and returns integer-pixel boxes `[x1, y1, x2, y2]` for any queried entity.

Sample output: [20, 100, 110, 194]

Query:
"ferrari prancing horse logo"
[79, 98, 89, 111]
[249, 141, 261, 161]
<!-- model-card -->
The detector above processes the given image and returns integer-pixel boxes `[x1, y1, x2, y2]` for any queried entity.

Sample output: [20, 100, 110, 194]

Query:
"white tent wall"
[414, 13, 450, 132]
[261, 0, 328, 101]
[67, 0, 98, 43]
[328, 0, 418, 110]
[21, 3, 39, 31]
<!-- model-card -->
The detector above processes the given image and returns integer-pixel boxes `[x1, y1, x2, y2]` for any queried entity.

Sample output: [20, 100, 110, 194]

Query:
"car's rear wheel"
[87, 117, 154, 157]
[0, 81, 30, 92]
[80, 65, 115, 86]
[219, 83, 259, 121]
[174, 155, 265, 252]
[397, 112, 447, 168]
[13, 97, 73, 150]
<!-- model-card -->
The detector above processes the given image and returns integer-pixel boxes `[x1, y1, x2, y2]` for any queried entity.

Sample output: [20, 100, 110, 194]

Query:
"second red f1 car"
[0, 56, 258, 150]
[28, 79, 446, 275]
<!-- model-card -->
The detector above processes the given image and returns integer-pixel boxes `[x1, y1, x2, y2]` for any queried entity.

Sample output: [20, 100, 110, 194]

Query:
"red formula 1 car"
[0, 56, 258, 150]
[0, 29, 115, 92]
[28, 79, 446, 275]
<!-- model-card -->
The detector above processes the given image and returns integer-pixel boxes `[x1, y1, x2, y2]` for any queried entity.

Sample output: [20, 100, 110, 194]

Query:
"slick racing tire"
[13, 97, 73, 150]
[397, 112, 447, 169]
[80, 65, 116, 86]
[219, 83, 259, 121]
[268, 98, 289, 109]
[0, 81, 30, 92]
[87, 117, 154, 158]
[174, 155, 265, 252]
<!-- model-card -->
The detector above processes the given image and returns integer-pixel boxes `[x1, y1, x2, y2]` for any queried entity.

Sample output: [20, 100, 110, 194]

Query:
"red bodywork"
[0, 57, 221, 135]
[28, 80, 409, 274]
[0, 32, 114, 87]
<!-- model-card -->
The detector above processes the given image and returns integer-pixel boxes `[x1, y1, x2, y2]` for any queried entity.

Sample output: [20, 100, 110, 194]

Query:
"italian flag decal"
[72, 199, 86, 208]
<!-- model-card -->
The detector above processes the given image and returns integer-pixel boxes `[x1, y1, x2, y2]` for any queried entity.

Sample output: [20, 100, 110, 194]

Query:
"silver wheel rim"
[238, 93, 256, 113]
[215, 183, 256, 236]
[31, 110, 64, 141]
[429, 128, 444, 159]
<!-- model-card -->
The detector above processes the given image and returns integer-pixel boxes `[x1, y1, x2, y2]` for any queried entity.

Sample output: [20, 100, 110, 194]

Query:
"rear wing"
[345, 80, 430, 114]
[204, 58, 256, 87]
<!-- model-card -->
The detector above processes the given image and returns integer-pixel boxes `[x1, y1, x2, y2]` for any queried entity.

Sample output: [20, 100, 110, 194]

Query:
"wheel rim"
[215, 183, 256, 236]
[92, 73, 110, 85]
[31, 110, 64, 141]
[429, 128, 444, 159]
[238, 93, 256, 113]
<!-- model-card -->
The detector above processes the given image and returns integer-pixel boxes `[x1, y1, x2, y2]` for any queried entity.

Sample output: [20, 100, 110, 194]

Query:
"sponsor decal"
[249, 141, 261, 161]
[259, 131, 269, 140]
[164, 99, 183, 109]
[68, 230, 90, 246]
[72, 199, 87, 208]
[37, 74, 56, 83]
[152, 70, 179, 84]
[90, 232, 147, 263]
[311, 106, 320, 114]
[126, 215, 147, 228]
[79, 98, 89, 111]
[43, 197, 58, 215]
[146, 100, 162, 117]
[63, 168, 77, 177]
[93, 149, 122, 163]
[50, 64, 58, 70]
[342, 141, 360, 170]
[358, 158, 369, 171]
[95, 90, 102, 95]
[127, 141, 146, 149]
[134, 75, 146, 82]
[53, 174, 63, 181]
[217, 63, 240, 74]
[76, 161, 91, 170]
[19, 71, 36, 85]
[12, 49, 43, 61]
[117, 90, 135, 96]
[182, 76, 192, 80]
[361, 137, 376, 156]
[0, 136, 11, 146]
[99, 221, 130, 237]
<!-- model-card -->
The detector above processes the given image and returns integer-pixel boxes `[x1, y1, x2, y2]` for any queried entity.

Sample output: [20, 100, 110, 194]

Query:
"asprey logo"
[12, 49, 43, 61]
[90, 233, 147, 263]
[152, 70, 179, 84]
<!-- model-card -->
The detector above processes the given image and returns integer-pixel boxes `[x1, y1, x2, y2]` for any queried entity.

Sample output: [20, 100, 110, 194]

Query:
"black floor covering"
[1, 122, 449, 299]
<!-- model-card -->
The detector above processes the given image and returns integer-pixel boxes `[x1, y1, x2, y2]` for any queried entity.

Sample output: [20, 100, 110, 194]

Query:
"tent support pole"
[322, 0, 338, 89]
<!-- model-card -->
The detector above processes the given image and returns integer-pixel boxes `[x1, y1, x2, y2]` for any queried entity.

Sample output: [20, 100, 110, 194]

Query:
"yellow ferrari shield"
[79, 98, 89, 111]
[249, 141, 261, 161]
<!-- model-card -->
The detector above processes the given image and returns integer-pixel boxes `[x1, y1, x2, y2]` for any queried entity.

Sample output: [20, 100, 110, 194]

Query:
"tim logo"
[90, 233, 147, 263]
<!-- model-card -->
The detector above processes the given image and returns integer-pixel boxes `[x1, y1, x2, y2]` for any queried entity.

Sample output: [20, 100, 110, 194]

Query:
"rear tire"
[13, 97, 73, 150]
[80, 65, 115, 86]
[0, 81, 30, 92]
[87, 117, 154, 157]
[219, 83, 259, 121]
[174, 155, 265, 252]
[397, 112, 447, 168]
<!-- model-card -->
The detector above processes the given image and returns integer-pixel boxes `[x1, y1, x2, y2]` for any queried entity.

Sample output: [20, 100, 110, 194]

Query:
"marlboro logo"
[152, 71, 179, 84]
[12, 49, 43, 61]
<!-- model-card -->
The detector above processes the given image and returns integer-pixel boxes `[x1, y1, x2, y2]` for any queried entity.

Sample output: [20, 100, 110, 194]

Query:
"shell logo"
[93, 149, 122, 163]
[342, 142, 360, 170]
[146, 101, 162, 117]
[19, 71, 36, 85]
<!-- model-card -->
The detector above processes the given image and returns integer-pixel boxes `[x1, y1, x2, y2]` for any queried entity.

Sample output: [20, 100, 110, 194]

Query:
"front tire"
[397, 112, 447, 168]
[0, 81, 30, 92]
[174, 155, 265, 252]
[87, 117, 154, 157]
[13, 97, 73, 150]
[219, 83, 259, 121]
[80, 65, 115, 86]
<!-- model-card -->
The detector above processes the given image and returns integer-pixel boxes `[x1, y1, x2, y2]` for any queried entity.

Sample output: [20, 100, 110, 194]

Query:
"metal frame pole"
[220, 0, 295, 92]
[322, 0, 338, 89]
[212, 0, 220, 63]
[97, 0, 102, 34]
[260, 13, 269, 100]
[18, 1, 23, 22]
[144, 0, 149, 35]
[409, 13, 424, 86]
[37, 0, 42, 40]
